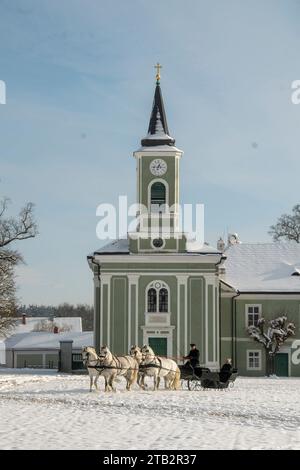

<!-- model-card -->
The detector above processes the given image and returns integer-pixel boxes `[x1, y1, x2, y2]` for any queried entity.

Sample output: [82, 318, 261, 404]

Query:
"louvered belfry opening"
[151, 182, 166, 210]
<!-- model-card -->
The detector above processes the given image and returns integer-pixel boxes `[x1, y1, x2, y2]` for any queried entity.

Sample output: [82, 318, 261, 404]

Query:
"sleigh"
[179, 364, 238, 391]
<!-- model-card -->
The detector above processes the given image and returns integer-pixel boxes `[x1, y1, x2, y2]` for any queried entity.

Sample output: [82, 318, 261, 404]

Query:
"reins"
[140, 355, 176, 374]
[83, 349, 176, 374]
[86, 352, 139, 373]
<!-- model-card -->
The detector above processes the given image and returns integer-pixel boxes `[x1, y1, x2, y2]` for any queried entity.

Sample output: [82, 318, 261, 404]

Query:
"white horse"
[82, 346, 101, 392]
[140, 345, 181, 391]
[129, 345, 144, 389]
[99, 345, 139, 392]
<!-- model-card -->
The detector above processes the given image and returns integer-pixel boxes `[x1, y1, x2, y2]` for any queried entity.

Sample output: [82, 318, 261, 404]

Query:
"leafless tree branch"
[269, 204, 300, 243]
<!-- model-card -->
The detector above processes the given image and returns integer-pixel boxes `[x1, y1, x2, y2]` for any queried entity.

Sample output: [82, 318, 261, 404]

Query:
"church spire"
[141, 64, 175, 147]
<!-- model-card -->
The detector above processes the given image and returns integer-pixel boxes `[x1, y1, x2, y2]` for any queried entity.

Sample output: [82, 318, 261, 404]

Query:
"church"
[88, 67, 300, 377]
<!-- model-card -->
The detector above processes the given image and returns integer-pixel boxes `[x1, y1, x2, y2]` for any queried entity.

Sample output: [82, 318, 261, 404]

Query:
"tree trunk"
[266, 352, 276, 376]
[270, 354, 275, 376]
[266, 351, 273, 376]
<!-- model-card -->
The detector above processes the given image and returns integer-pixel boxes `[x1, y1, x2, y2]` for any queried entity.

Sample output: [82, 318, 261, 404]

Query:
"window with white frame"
[246, 304, 261, 327]
[146, 281, 169, 313]
[247, 350, 261, 370]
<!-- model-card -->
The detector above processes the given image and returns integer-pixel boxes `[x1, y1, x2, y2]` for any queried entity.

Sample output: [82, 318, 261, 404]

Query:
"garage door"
[16, 354, 43, 368]
[274, 353, 288, 377]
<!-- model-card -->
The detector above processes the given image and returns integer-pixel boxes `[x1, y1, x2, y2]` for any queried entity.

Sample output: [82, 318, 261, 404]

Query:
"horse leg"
[127, 378, 131, 391]
[153, 374, 159, 391]
[125, 372, 130, 391]
[139, 374, 145, 389]
[109, 374, 116, 392]
[165, 373, 174, 390]
[128, 367, 138, 391]
[157, 376, 161, 390]
[163, 376, 169, 390]
[104, 376, 110, 392]
[94, 374, 99, 391]
[128, 370, 136, 391]
[138, 373, 145, 390]
[89, 374, 93, 392]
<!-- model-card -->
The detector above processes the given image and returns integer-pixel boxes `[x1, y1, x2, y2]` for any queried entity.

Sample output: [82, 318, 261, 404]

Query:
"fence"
[72, 353, 85, 371]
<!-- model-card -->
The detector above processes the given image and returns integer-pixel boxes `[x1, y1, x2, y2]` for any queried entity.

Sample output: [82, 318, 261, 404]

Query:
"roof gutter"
[90, 256, 101, 352]
[232, 290, 240, 369]
[214, 253, 228, 367]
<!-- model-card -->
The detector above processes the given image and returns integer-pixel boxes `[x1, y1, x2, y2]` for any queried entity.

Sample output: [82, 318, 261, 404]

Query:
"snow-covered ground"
[0, 369, 299, 450]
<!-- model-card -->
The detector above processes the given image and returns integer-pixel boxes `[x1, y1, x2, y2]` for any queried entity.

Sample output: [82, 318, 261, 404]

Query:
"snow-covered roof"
[221, 242, 300, 292]
[0, 316, 82, 338]
[92, 238, 221, 256]
[5, 331, 93, 350]
[135, 145, 182, 152]
[93, 239, 130, 254]
[186, 239, 221, 254]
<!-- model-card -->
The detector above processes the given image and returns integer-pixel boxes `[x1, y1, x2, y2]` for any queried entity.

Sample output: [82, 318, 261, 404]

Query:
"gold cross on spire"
[154, 62, 162, 83]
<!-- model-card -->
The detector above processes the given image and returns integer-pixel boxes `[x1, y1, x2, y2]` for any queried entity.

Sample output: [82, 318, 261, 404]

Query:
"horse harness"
[84, 351, 174, 374]
[139, 356, 175, 374]
[86, 353, 138, 373]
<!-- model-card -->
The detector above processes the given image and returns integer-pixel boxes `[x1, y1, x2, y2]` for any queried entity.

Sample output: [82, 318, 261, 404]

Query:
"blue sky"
[1, 0, 300, 305]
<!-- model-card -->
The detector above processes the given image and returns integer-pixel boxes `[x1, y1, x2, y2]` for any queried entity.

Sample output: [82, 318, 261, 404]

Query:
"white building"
[0, 315, 82, 365]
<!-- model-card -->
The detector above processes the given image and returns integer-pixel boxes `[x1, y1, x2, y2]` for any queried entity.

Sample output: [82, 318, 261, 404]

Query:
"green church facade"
[90, 257, 221, 369]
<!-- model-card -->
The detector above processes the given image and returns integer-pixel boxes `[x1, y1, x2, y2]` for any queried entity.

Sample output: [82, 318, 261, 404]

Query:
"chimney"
[228, 233, 240, 246]
[22, 314, 26, 325]
[53, 326, 59, 334]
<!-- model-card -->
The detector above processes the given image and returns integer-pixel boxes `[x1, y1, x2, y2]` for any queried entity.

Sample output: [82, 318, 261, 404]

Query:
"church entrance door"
[148, 337, 168, 356]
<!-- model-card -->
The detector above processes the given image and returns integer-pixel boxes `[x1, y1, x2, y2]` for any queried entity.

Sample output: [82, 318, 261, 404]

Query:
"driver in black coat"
[183, 343, 200, 369]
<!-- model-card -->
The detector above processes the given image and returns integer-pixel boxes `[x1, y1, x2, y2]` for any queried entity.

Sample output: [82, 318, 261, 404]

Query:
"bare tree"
[0, 252, 18, 336]
[0, 198, 38, 247]
[269, 204, 300, 243]
[248, 316, 296, 376]
[0, 197, 38, 335]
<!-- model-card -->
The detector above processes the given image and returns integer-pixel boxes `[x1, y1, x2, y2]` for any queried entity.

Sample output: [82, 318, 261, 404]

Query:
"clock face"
[150, 159, 167, 176]
[152, 238, 164, 249]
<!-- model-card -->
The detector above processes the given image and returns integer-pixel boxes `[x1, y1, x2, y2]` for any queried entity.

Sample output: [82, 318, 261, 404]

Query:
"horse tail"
[173, 366, 181, 390]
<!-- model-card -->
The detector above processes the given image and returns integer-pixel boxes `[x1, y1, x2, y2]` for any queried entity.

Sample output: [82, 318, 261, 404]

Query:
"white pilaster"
[177, 275, 188, 356]
[94, 275, 100, 348]
[127, 274, 140, 349]
[101, 274, 112, 347]
[205, 274, 219, 369]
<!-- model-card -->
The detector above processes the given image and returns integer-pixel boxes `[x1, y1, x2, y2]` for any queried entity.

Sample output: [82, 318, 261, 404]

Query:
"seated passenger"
[219, 358, 233, 383]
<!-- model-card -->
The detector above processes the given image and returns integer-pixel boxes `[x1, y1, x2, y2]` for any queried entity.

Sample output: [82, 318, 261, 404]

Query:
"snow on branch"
[248, 315, 296, 355]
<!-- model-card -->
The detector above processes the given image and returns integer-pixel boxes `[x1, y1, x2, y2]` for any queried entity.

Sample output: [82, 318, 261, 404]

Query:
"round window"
[152, 238, 164, 249]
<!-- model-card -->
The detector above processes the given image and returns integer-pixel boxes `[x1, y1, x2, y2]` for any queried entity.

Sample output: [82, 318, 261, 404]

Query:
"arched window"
[147, 288, 157, 312]
[159, 288, 168, 312]
[146, 281, 169, 313]
[150, 182, 166, 211]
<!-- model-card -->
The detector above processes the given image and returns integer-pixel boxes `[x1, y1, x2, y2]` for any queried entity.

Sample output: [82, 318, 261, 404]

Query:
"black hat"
[190, 343, 196, 347]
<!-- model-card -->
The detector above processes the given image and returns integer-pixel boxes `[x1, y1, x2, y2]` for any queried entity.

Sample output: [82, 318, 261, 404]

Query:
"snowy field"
[0, 369, 300, 450]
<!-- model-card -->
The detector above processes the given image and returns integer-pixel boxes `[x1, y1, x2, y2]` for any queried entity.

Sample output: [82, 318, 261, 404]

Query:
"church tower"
[129, 65, 186, 253]
[88, 66, 222, 367]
